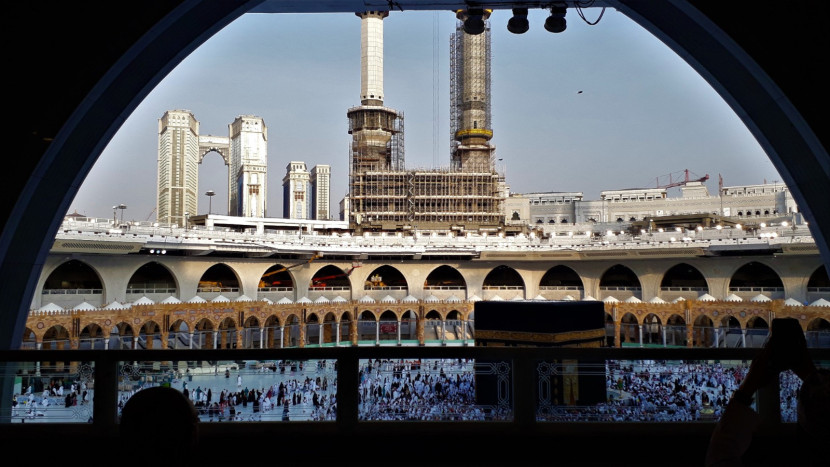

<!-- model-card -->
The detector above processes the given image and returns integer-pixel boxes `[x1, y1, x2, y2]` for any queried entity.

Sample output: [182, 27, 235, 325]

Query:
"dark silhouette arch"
[661, 263, 707, 289]
[729, 261, 784, 289]
[482, 265, 524, 288]
[127, 261, 177, 295]
[424, 265, 466, 289]
[198, 264, 240, 292]
[539, 265, 583, 289]
[600, 264, 641, 288]
[43, 259, 102, 291]
[363, 265, 408, 290]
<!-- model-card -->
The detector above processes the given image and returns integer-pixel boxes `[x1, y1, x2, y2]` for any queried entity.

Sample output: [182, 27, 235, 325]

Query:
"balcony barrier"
[1, 346, 827, 465]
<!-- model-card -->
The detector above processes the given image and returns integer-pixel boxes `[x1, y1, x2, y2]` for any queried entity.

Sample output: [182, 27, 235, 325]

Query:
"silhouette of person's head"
[120, 386, 199, 462]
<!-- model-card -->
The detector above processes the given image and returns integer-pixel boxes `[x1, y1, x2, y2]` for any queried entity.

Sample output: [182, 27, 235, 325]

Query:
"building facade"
[310, 164, 331, 220]
[228, 115, 268, 218]
[157, 110, 200, 226]
[283, 161, 310, 219]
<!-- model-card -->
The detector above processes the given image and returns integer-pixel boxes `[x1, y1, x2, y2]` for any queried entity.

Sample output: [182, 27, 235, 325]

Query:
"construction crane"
[310, 262, 362, 288]
[258, 253, 322, 288]
[655, 169, 709, 189]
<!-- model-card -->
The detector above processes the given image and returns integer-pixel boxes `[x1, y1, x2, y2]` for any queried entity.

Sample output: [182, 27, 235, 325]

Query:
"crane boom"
[656, 169, 709, 189]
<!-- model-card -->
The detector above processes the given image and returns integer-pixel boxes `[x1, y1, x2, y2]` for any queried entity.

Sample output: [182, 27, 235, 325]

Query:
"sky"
[69, 8, 782, 223]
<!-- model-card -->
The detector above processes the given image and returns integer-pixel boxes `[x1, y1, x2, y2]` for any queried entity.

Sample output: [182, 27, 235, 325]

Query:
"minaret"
[347, 11, 404, 228]
[451, 10, 496, 172]
[347, 11, 403, 173]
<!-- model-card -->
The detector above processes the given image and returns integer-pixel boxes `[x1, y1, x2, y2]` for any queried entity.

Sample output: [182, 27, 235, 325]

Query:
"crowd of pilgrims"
[117, 360, 339, 421]
[543, 360, 804, 423]
[110, 357, 809, 424]
[357, 358, 504, 421]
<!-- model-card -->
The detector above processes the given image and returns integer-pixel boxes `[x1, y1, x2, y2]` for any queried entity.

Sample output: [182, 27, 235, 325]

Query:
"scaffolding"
[450, 19, 493, 171]
[346, 16, 503, 234]
[349, 167, 505, 231]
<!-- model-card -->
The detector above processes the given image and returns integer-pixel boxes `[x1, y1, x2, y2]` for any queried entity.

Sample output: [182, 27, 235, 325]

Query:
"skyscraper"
[157, 110, 200, 226]
[283, 161, 310, 219]
[228, 115, 268, 217]
[310, 164, 331, 220]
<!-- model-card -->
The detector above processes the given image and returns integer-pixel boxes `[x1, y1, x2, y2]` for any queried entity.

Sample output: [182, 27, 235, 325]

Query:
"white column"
[189, 332, 194, 349]
[213, 331, 218, 349]
[442, 320, 447, 345]
[714, 328, 720, 347]
[318, 323, 323, 346]
[279, 326, 284, 349]
[259, 326, 264, 349]
[375, 321, 380, 345]
[397, 319, 401, 345]
[662, 326, 667, 347]
[638, 325, 643, 348]
[741, 329, 747, 348]
[336, 321, 341, 345]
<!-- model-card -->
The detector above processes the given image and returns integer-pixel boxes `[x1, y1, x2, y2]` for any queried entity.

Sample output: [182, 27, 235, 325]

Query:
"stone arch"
[746, 316, 770, 348]
[217, 317, 238, 349]
[666, 314, 687, 347]
[424, 265, 467, 290]
[21, 327, 37, 350]
[193, 318, 215, 350]
[340, 311, 354, 345]
[482, 265, 525, 299]
[600, 264, 642, 301]
[42, 259, 103, 291]
[168, 319, 191, 349]
[258, 264, 296, 290]
[321, 311, 338, 345]
[693, 315, 715, 348]
[619, 312, 639, 346]
[42, 325, 71, 350]
[310, 265, 352, 290]
[241, 315, 261, 349]
[660, 263, 708, 295]
[539, 265, 584, 297]
[401, 309, 418, 342]
[109, 322, 135, 350]
[139, 320, 162, 350]
[729, 261, 784, 299]
[379, 310, 398, 342]
[127, 261, 178, 298]
[284, 314, 301, 347]
[78, 323, 106, 350]
[718, 316, 742, 348]
[358, 310, 377, 342]
[363, 265, 408, 291]
[305, 312, 321, 346]
[263, 315, 282, 349]
[806, 318, 830, 348]
[642, 313, 663, 345]
[197, 263, 241, 296]
[604, 312, 615, 347]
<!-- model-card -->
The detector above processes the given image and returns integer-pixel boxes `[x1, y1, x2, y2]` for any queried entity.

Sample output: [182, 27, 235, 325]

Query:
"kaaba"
[474, 300, 607, 409]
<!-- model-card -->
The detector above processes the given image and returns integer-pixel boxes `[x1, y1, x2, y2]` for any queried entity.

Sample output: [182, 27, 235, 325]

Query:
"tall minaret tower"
[347, 10, 403, 173]
[450, 10, 496, 172]
[347, 11, 404, 227]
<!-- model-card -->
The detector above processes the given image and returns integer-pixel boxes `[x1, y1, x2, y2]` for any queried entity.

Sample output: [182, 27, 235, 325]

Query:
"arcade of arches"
[28, 258, 830, 350]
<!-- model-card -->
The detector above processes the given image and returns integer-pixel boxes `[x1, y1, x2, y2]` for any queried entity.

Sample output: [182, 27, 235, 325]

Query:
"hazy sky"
[70, 8, 782, 222]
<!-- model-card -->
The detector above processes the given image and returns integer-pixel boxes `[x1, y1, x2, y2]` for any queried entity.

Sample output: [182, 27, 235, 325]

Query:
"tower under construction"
[347, 10, 505, 234]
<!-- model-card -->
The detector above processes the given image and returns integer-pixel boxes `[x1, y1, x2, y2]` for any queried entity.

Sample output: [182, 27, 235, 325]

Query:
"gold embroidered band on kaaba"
[475, 328, 605, 344]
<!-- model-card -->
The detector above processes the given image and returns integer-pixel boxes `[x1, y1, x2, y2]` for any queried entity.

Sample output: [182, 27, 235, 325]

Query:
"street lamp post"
[205, 190, 215, 214]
